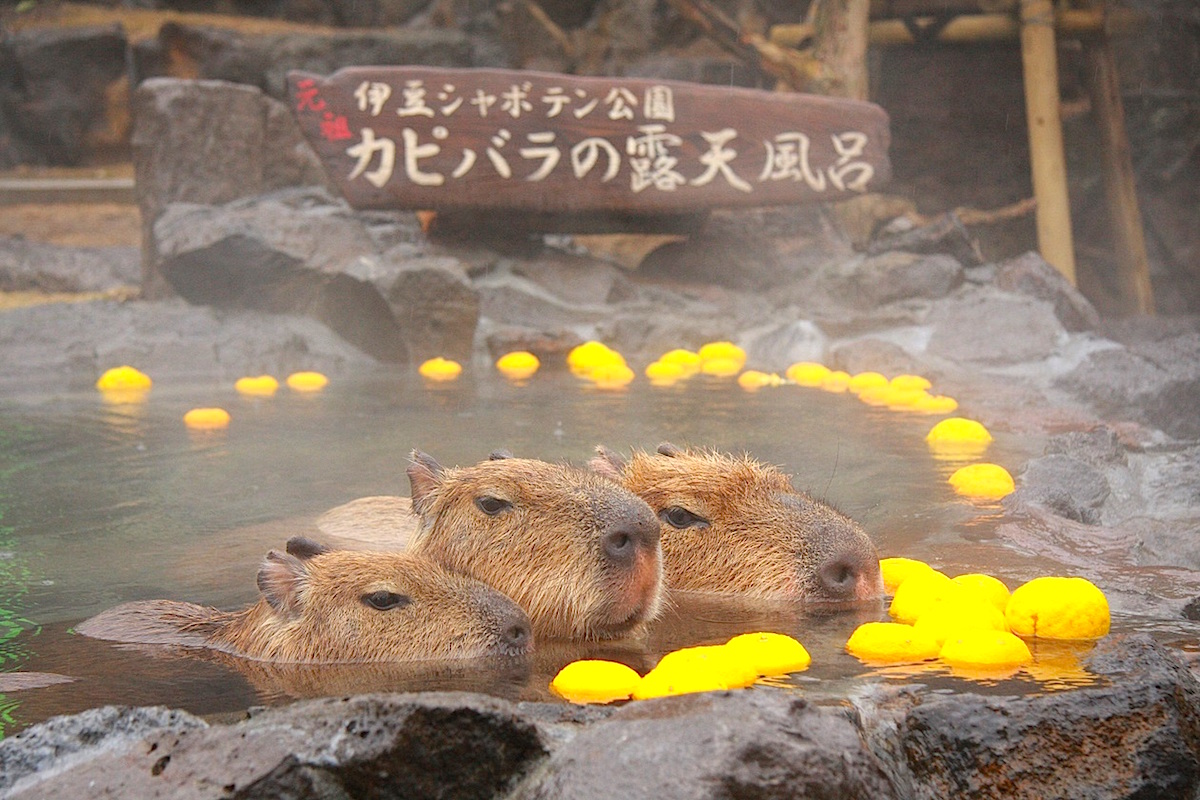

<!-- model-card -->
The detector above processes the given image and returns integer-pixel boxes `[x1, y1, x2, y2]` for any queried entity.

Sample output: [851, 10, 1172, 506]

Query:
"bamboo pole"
[1083, 23, 1155, 314]
[810, 0, 873, 100]
[769, 8, 1142, 48]
[1019, 0, 1076, 283]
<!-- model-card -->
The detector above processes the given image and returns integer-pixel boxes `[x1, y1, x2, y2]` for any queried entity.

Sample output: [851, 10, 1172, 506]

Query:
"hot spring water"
[0, 368, 1192, 736]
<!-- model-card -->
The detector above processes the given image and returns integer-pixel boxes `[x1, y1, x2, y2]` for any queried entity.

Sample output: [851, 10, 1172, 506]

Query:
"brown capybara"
[590, 443, 884, 604]
[404, 450, 664, 641]
[76, 537, 532, 663]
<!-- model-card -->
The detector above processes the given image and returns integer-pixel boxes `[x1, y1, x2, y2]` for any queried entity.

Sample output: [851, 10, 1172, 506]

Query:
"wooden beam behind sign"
[288, 66, 891, 214]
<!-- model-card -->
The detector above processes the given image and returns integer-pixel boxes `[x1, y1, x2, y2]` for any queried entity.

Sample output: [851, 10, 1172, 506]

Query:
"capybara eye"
[361, 591, 412, 611]
[661, 506, 709, 530]
[475, 496, 513, 515]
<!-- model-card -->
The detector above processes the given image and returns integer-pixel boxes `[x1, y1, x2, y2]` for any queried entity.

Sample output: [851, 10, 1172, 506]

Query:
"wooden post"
[811, 0, 873, 100]
[1019, 0, 1077, 284]
[1083, 16, 1155, 314]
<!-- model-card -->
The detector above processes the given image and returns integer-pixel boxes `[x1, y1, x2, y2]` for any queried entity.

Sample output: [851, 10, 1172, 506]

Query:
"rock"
[0, 238, 139, 293]
[373, 250, 480, 363]
[0, 705, 207, 796]
[475, 271, 611, 331]
[132, 78, 330, 296]
[511, 689, 899, 800]
[149, 22, 475, 100]
[828, 336, 923, 377]
[0, 24, 128, 167]
[6, 693, 548, 800]
[151, 190, 431, 362]
[926, 288, 1067, 365]
[0, 298, 376, 395]
[1005, 453, 1112, 524]
[872, 635, 1200, 800]
[831, 251, 964, 309]
[639, 207, 851, 293]
[994, 251, 1100, 332]
[741, 319, 828, 370]
[483, 324, 585, 365]
[1056, 332, 1200, 440]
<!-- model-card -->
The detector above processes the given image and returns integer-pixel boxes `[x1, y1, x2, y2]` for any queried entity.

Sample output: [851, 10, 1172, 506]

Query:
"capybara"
[405, 450, 664, 641]
[590, 443, 884, 603]
[76, 537, 532, 663]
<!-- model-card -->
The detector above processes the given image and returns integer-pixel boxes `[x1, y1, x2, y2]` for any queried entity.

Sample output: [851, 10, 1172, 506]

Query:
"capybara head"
[590, 443, 884, 604]
[406, 450, 664, 641]
[79, 537, 533, 663]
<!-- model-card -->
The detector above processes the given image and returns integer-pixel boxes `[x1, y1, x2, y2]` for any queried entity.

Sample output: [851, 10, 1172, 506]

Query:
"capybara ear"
[657, 442, 685, 458]
[408, 450, 445, 516]
[285, 536, 330, 560]
[488, 449, 514, 460]
[256, 550, 308, 616]
[588, 445, 627, 481]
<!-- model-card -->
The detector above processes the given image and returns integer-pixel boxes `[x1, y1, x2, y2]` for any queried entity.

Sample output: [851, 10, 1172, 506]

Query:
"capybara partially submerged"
[405, 450, 664, 641]
[76, 537, 532, 663]
[590, 443, 884, 603]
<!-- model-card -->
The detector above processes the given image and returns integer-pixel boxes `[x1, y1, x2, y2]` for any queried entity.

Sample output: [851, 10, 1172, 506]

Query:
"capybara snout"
[592, 443, 884, 604]
[407, 451, 664, 640]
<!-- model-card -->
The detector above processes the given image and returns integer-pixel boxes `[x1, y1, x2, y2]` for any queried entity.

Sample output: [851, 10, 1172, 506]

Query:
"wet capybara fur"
[590, 443, 883, 603]
[76, 537, 532, 663]
[405, 450, 664, 641]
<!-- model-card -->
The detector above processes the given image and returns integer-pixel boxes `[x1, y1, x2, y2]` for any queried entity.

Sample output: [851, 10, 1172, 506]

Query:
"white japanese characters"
[316, 75, 879, 198]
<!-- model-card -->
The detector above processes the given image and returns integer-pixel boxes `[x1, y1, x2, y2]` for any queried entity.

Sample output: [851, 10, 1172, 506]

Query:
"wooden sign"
[288, 66, 891, 215]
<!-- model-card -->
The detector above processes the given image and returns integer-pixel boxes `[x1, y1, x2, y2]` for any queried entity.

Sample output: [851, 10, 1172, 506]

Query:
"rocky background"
[2, 1, 1200, 797]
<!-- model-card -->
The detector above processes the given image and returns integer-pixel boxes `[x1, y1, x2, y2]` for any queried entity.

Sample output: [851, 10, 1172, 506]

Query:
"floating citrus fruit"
[724, 632, 811, 676]
[912, 394, 959, 415]
[234, 375, 279, 397]
[588, 361, 635, 389]
[880, 557, 937, 595]
[940, 629, 1032, 670]
[568, 341, 625, 377]
[496, 351, 539, 381]
[785, 362, 831, 387]
[658, 348, 702, 376]
[913, 597, 1009, 647]
[184, 407, 231, 430]
[951, 573, 1011, 614]
[418, 357, 462, 382]
[737, 370, 782, 390]
[550, 659, 641, 704]
[632, 644, 756, 699]
[846, 621, 941, 664]
[948, 463, 1015, 500]
[925, 417, 993, 456]
[286, 371, 329, 392]
[848, 371, 889, 394]
[1005, 576, 1110, 640]
[890, 374, 932, 392]
[889, 569, 957, 624]
[857, 385, 896, 406]
[96, 365, 152, 392]
[645, 360, 686, 385]
[698, 341, 746, 369]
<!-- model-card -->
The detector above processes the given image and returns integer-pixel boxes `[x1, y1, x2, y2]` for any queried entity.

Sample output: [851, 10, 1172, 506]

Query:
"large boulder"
[1056, 332, 1200, 440]
[0, 238, 138, 294]
[0, 24, 128, 167]
[925, 287, 1068, 366]
[867, 635, 1200, 799]
[5, 693, 550, 800]
[511, 689, 899, 799]
[138, 23, 475, 100]
[131, 78, 330, 297]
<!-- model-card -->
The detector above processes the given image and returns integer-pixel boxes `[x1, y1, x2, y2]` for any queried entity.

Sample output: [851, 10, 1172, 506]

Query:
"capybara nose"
[500, 614, 532, 655]
[818, 550, 882, 601]
[470, 584, 534, 656]
[601, 504, 661, 567]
